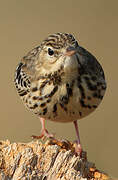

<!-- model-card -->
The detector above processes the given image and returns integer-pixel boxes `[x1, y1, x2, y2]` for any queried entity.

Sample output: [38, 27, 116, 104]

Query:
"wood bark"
[0, 139, 114, 180]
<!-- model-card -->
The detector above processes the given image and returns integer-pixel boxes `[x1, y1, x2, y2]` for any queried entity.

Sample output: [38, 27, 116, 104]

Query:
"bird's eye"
[48, 48, 54, 56]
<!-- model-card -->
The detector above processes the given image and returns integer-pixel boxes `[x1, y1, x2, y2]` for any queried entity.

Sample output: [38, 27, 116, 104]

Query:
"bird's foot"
[73, 140, 82, 156]
[32, 129, 54, 140]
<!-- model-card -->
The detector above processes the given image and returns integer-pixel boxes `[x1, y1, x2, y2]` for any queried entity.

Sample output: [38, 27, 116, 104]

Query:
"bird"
[14, 32, 107, 154]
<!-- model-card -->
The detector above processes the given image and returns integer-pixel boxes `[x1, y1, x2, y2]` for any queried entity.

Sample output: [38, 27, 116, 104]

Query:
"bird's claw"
[31, 129, 54, 140]
[73, 140, 82, 156]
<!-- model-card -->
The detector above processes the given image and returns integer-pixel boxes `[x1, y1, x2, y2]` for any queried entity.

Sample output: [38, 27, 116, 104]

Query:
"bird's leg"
[32, 117, 54, 139]
[73, 120, 82, 155]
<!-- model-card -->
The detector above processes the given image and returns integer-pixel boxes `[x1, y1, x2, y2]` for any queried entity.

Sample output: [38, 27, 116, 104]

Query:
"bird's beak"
[65, 46, 76, 56]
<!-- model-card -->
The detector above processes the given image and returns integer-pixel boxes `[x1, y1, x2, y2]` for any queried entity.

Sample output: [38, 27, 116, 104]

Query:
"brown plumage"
[14, 32, 107, 154]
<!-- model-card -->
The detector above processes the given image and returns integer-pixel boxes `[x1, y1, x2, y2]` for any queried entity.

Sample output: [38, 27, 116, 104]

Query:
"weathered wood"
[0, 139, 113, 180]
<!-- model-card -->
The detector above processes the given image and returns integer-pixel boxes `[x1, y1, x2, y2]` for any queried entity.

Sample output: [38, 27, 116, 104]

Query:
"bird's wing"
[77, 46, 105, 80]
[14, 62, 31, 97]
[14, 46, 41, 96]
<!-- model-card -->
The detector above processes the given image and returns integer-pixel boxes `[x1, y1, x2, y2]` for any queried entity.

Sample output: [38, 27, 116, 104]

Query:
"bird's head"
[34, 33, 80, 82]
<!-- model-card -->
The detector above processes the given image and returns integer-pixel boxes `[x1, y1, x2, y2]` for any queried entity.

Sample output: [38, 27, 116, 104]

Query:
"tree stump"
[0, 139, 114, 180]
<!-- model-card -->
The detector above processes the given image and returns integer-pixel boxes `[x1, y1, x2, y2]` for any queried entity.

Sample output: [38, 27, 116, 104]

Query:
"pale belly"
[22, 80, 105, 123]
[43, 87, 103, 122]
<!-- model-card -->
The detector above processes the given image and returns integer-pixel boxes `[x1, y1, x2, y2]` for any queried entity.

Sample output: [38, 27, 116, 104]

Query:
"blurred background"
[0, 0, 118, 178]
